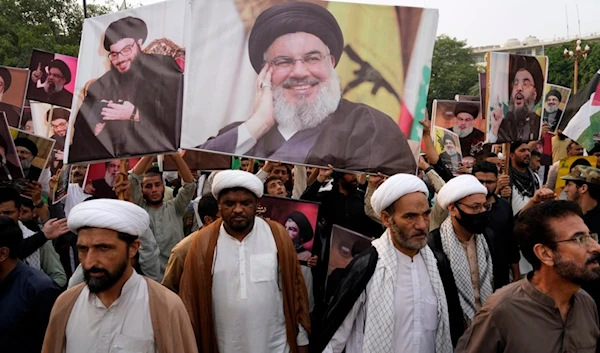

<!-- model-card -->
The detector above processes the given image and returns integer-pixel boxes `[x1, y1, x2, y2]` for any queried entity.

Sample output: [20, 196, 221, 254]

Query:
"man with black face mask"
[428, 175, 504, 345]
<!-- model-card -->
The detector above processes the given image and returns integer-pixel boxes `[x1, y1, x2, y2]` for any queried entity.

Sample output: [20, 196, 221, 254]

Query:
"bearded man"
[317, 173, 453, 353]
[68, 16, 184, 163]
[90, 160, 120, 199]
[489, 55, 544, 143]
[439, 134, 462, 174]
[28, 59, 74, 108]
[542, 89, 563, 131]
[199, 2, 415, 175]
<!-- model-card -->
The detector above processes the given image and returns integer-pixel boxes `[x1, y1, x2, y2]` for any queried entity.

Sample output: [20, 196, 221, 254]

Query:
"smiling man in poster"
[199, 2, 416, 175]
[68, 16, 183, 163]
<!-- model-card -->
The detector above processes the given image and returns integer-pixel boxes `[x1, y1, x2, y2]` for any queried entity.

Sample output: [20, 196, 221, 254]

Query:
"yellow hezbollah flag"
[328, 2, 404, 121]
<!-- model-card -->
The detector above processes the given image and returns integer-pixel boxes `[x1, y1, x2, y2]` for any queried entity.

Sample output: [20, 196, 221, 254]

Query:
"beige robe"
[42, 277, 198, 353]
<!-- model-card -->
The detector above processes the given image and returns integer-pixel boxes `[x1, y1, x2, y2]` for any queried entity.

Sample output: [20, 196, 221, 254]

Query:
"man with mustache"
[180, 170, 310, 353]
[28, 59, 74, 108]
[542, 89, 564, 131]
[318, 173, 453, 353]
[456, 200, 600, 353]
[42, 199, 197, 353]
[439, 133, 462, 175]
[89, 160, 120, 199]
[200, 2, 415, 175]
[429, 175, 504, 346]
[488, 55, 544, 144]
[449, 102, 486, 158]
[14, 137, 42, 181]
[68, 16, 183, 163]
[46, 107, 70, 174]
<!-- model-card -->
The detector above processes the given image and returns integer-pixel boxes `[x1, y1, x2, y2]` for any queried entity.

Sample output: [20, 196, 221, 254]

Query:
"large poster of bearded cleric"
[26, 49, 78, 109]
[182, 0, 439, 175]
[64, 1, 185, 164]
[0, 67, 29, 128]
[485, 53, 548, 144]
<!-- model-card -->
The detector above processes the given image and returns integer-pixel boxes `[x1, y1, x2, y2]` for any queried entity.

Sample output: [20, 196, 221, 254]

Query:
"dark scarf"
[509, 165, 539, 198]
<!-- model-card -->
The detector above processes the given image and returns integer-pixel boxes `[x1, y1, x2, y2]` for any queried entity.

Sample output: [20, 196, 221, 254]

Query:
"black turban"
[0, 67, 12, 92]
[287, 211, 314, 244]
[103, 16, 148, 51]
[546, 89, 562, 102]
[508, 55, 544, 105]
[442, 134, 455, 145]
[248, 2, 344, 74]
[48, 59, 72, 84]
[14, 137, 38, 157]
[48, 107, 70, 122]
[453, 102, 480, 119]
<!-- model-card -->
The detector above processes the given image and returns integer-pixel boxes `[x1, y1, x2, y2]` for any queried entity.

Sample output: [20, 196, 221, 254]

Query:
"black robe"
[497, 111, 541, 143]
[68, 54, 183, 163]
[0, 102, 22, 127]
[28, 86, 73, 109]
[200, 99, 417, 175]
[448, 127, 490, 158]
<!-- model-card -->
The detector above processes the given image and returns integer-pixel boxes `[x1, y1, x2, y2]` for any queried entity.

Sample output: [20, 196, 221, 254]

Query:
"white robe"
[324, 250, 438, 353]
[65, 271, 156, 353]
[211, 218, 308, 353]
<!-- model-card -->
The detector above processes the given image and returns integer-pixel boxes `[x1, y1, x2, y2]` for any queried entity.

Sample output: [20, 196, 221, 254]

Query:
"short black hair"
[510, 142, 528, 154]
[472, 161, 498, 177]
[0, 187, 21, 209]
[0, 215, 22, 259]
[531, 150, 542, 158]
[264, 176, 283, 193]
[569, 180, 600, 202]
[515, 200, 583, 271]
[198, 195, 218, 220]
[144, 166, 162, 178]
[20, 197, 34, 211]
[567, 141, 581, 152]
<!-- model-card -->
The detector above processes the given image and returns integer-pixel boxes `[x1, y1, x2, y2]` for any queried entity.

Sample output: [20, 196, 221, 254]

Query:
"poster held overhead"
[431, 99, 486, 158]
[486, 53, 548, 144]
[0, 66, 29, 128]
[65, 0, 186, 164]
[183, 0, 439, 175]
[543, 84, 571, 132]
[0, 114, 24, 181]
[26, 49, 78, 109]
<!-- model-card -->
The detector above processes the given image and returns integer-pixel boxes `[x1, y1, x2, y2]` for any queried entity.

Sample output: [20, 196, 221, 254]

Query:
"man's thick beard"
[554, 252, 600, 286]
[389, 219, 427, 251]
[509, 99, 535, 114]
[44, 81, 63, 94]
[105, 173, 115, 187]
[454, 125, 473, 138]
[84, 256, 129, 294]
[20, 159, 32, 169]
[272, 68, 341, 131]
[545, 105, 558, 114]
[445, 148, 457, 156]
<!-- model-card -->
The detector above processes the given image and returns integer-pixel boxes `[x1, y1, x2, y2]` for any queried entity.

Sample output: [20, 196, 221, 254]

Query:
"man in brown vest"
[180, 170, 310, 353]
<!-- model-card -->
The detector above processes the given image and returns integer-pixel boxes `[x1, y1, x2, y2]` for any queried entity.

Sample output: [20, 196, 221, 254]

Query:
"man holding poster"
[199, 2, 416, 175]
[68, 16, 183, 163]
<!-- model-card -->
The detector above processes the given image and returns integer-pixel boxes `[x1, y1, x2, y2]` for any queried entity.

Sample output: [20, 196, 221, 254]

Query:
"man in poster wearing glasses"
[69, 16, 183, 163]
[200, 2, 415, 175]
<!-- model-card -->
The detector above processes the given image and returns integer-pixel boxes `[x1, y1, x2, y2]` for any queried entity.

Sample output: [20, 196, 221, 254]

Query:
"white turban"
[371, 173, 429, 216]
[436, 174, 488, 209]
[212, 170, 264, 199]
[68, 199, 150, 236]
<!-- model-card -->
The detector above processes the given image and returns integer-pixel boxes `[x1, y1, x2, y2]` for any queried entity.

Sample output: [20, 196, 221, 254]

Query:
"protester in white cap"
[318, 173, 453, 353]
[42, 199, 198, 353]
[428, 174, 500, 345]
[180, 170, 311, 353]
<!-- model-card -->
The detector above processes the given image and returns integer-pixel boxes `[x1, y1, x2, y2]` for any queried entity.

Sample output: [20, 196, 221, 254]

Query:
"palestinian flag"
[562, 70, 600, 151]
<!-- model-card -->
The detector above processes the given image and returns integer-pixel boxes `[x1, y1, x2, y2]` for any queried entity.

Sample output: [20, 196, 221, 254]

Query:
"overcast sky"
[125, 0, 599, 47]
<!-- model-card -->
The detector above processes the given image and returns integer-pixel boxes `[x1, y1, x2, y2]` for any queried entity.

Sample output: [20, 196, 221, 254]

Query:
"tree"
[546, 41, 600, 91]
[428, 35, 479, 111]
[0, 0, 130, 68]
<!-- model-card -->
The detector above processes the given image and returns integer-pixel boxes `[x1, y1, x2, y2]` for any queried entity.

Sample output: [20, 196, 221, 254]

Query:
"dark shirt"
[583, 203, 600, 234]
[456, 274, 599, 353]
[449, 127, 487, 158]
[28, 86, 74, 109]
[486, 195, 520, 287]
[0, 261, 62, 353]
[0, 102, 22, 127]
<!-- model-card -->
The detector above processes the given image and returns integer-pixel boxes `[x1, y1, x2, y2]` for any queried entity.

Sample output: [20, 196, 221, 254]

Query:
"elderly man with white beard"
[199, 2, 415, 175]
[449, 102, 485, 158]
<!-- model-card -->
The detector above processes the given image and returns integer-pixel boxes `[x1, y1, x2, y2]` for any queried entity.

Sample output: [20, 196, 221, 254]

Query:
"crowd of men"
[2, 2, 600, 353]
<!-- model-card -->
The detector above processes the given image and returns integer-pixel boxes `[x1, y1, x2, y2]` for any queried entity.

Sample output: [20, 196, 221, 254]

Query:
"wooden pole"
[573, 55, 579, 94]
[117, 159, 127, 200]
[503, 142, 511, 175]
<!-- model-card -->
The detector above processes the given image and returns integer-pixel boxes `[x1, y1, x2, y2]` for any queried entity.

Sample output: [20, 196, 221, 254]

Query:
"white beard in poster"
[454, 125, 473, 138]
[272, 63, 342, 132]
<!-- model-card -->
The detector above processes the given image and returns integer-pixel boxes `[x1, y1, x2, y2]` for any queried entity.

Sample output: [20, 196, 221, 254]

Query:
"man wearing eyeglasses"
[488, 55, 544, 144]
[45, 107, 70, 174]
[68, 16, 183, 163]
[199, 2, 415, 175]
[428, 174, 504, 346]
[455, 200, 600, 353]
[28, 59, 73, 109]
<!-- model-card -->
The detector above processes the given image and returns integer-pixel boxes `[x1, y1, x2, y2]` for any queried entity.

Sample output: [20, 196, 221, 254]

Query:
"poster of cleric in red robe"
[0, 66, 29, 128]
[485, 53, 548, 144]
[256, 195, 319, 261]
[64, 0, 185, 164]
[182, 0, 439, 175]
[26, 49, 78, 109]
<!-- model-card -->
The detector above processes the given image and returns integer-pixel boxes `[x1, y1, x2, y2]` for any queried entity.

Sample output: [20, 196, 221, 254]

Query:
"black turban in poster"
[508, 55, 544, 105]
[103, 16, 148, 51]
[453, 102, 480, 119]
[248, 2, 344, 73]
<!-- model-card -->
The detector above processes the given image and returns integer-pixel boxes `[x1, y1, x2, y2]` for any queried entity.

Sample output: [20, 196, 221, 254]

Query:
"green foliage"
[546, 41, 600, 91]
[0, 0, 133, 68]
[428, 35, 479, 111]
